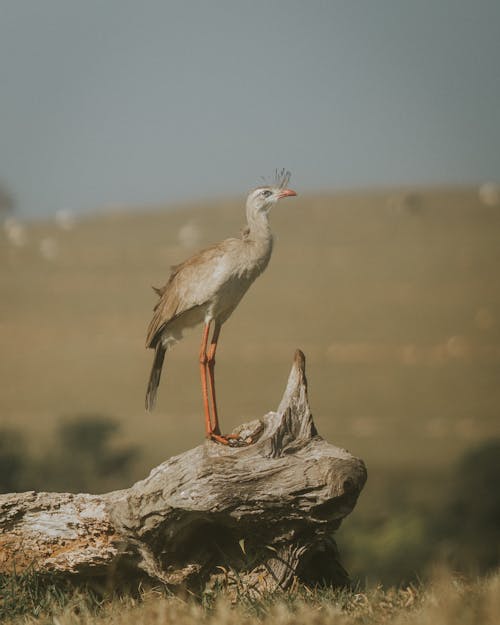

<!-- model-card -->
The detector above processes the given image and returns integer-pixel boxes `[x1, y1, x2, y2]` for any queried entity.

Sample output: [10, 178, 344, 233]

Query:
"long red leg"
[199, 322, 212, 438]
[207, 322, 221, 435]
[207, 324, 245, 445]
[200, 322, 247, 446]
[199, 322, 230, 445]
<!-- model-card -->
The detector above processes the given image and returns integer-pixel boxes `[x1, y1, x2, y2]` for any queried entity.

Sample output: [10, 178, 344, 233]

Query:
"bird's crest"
[259, 168, 291, 190]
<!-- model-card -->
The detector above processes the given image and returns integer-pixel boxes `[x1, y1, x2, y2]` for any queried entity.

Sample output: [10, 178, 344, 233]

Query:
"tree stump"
[0, 350, 367, 593]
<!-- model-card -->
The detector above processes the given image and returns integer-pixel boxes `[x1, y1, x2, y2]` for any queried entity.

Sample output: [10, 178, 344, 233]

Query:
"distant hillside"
[1, 187, 499, 472]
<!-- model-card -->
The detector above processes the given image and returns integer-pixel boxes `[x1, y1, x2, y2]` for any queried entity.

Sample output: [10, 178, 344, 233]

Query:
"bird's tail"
[145, 343, 166, 411]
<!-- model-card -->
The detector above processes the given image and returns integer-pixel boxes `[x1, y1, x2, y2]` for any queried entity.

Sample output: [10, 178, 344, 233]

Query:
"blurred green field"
[1, 187, 499, 471]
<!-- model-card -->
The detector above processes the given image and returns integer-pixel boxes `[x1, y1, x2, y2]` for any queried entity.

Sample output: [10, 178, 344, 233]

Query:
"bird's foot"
[208, 432, 252, 447]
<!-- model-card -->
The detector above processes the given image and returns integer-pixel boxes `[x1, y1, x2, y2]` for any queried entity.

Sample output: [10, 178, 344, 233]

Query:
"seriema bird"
[145, 169, 297, 445]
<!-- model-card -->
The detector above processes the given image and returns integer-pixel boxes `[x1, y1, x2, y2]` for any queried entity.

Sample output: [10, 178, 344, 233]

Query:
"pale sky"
[1, 1, 499, 217]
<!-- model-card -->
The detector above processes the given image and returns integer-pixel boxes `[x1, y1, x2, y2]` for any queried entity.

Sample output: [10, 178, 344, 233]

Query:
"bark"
[0, 350, 367, 593]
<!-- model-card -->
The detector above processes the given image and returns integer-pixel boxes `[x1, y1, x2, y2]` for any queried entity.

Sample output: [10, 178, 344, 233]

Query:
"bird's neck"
[241, 206, 274, 276]
[245, 206, 273, 244]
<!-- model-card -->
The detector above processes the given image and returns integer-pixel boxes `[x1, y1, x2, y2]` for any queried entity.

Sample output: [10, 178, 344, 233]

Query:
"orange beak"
[277, 188, 297, 199]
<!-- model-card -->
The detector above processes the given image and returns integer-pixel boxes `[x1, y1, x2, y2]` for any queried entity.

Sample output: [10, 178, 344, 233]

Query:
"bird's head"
[246, 169, 297, 214]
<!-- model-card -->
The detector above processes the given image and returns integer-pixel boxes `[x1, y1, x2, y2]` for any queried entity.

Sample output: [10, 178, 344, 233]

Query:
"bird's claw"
[209, 433, 252, 447]
[227, 436, 252, 448]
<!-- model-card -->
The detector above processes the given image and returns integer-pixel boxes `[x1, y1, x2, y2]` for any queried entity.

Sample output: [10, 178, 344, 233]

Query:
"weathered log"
[0, 350, 366, 593]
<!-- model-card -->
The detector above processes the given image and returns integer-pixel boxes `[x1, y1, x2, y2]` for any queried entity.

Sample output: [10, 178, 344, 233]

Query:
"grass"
[1, 568, 499, 624]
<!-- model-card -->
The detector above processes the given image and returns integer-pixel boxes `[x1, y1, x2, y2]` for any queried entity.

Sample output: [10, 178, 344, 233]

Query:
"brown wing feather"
[145, 243, 227, 348]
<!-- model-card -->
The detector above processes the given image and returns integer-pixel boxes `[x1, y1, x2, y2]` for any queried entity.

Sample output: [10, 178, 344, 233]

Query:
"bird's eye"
[262, 190, 273, 198]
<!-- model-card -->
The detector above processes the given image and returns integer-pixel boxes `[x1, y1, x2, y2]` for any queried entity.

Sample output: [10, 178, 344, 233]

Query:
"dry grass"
[2, 569, 499, 625]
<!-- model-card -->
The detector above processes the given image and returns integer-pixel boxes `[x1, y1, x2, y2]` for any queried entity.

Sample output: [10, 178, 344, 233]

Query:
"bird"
[145, 169, 297, 445]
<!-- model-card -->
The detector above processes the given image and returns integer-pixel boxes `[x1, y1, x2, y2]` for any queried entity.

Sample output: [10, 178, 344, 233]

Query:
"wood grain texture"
[0, 351, 366, 592]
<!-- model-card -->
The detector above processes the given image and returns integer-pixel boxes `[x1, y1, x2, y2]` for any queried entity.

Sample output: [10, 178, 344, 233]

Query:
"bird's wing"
[146, 241, 238, 347]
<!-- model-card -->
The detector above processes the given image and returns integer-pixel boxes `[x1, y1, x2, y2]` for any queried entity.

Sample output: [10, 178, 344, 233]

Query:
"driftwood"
[0, 350, 366, 593]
